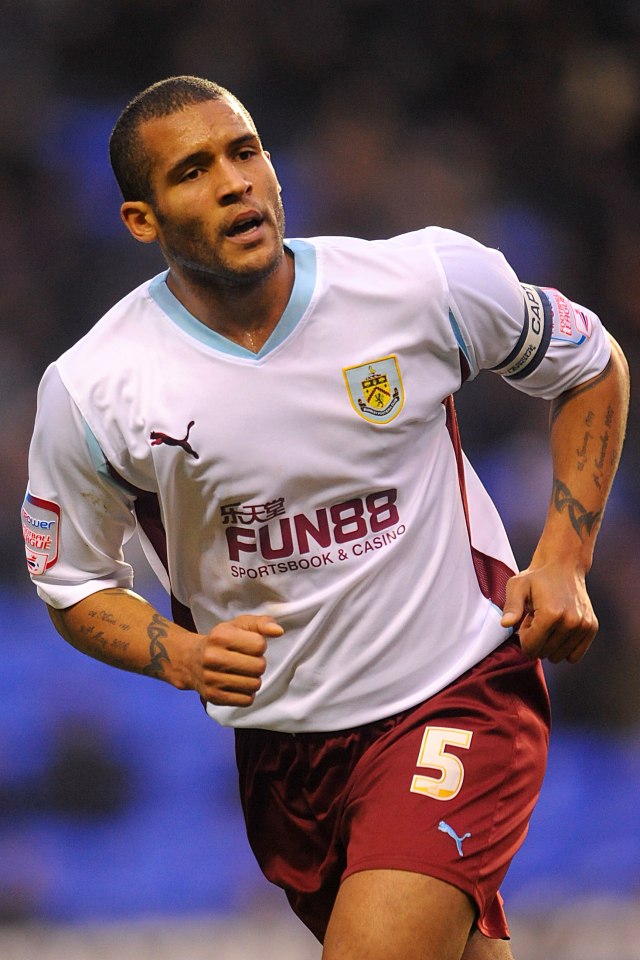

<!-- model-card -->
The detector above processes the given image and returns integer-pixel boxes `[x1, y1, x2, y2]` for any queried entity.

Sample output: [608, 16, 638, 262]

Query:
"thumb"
[233, 614, 284, 637]
[501, 576, 529, 629]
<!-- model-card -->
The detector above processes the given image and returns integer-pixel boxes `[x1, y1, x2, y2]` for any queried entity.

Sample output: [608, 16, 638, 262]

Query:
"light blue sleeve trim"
[448, 309, 474, 372]
[82, 421, 132, 496]
[148, 239, 317, 358]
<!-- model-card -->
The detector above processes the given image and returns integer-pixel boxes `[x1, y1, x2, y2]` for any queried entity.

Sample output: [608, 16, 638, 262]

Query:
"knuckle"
[546, 605, 565, 623]
[562, 612, 582, 632]
[256, 635, 268, 652]
[206, 627, 228, 649]
[204, 647, 227, 670]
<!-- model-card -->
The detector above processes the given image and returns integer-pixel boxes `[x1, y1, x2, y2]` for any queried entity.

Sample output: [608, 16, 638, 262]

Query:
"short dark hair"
[109, 75, 257, 203]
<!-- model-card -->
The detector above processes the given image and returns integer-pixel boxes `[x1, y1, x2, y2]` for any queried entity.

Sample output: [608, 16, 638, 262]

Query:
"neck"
[165, 248, 295, 353]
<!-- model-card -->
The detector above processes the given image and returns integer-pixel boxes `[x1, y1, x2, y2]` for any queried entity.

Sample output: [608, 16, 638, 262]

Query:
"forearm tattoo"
[76, 599, 131, 666]
[553, 479, 602, 541]
[551, 358, 622, 495]
[575, 410, 593, 473]
[142, 613, 171, 677]
[591, 405, 614, 490]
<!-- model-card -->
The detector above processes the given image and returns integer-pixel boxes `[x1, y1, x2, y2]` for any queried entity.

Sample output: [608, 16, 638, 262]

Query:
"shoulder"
[57, 273, 166, 369]
[47, 274, 168, 465]
[428, 228, 519, 294]
[291, 229, 451, 289]
[296, 226, 464, 255]
[296, 228, 509, 280]
[54, 273, 168, 403]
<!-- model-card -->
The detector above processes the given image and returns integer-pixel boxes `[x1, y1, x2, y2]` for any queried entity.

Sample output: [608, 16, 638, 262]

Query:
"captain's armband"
[491, 284, 553, 381]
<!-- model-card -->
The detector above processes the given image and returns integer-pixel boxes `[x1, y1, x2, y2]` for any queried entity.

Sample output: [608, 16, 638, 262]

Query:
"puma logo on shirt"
[150, 421, 200, 459]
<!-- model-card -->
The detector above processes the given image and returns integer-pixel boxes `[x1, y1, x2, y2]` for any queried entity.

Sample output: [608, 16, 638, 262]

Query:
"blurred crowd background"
[1, 0, 638, 955]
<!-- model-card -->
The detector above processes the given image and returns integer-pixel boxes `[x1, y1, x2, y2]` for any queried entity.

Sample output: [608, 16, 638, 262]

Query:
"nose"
[216, 157, 251, 205]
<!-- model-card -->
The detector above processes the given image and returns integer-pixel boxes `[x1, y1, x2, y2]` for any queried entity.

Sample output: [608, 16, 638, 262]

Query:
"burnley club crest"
[343, 355, 404, 424]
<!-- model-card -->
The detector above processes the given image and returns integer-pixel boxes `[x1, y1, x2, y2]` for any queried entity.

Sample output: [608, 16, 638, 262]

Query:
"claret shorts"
[235, 638, 551, 943]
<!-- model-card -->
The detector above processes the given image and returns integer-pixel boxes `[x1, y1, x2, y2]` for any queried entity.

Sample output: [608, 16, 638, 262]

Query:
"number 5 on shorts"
[410, 726, 473, 801]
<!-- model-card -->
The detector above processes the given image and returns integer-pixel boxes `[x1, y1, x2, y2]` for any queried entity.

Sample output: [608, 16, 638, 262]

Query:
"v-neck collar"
[148, 239, 317, 358]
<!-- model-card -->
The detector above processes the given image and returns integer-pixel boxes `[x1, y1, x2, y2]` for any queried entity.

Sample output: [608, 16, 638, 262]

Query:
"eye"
[237, 147, 257, 161]
[177, 164, 206, 183]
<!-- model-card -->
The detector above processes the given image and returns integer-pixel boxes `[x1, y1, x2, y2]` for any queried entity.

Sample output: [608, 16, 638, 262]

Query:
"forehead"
[140, 98, 256, 172]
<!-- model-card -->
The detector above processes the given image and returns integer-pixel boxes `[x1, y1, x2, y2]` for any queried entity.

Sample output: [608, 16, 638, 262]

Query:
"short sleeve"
[435, 228, 611, 399]
[22, 364, 137, 608]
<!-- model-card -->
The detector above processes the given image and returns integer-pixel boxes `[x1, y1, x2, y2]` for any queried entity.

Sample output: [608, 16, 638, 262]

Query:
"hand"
[501, 563, 598, 664]
[187, 614, 283, 707]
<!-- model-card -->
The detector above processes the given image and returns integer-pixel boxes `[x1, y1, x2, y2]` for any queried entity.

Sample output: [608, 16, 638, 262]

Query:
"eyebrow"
[165, 134, 261, 183]
[166, 150, 212, 183]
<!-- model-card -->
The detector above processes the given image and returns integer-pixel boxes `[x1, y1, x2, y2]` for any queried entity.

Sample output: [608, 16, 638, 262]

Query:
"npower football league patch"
[22, 493, 61, 576]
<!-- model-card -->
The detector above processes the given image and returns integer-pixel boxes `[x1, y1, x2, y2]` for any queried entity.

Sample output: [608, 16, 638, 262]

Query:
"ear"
[120, 201, 159, 244]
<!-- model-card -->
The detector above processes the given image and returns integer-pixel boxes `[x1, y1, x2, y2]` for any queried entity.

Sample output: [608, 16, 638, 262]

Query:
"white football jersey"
[24, 228, 610, 731]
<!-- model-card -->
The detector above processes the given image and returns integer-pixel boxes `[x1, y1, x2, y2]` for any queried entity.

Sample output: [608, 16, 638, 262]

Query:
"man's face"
[139, 98, 286, 287]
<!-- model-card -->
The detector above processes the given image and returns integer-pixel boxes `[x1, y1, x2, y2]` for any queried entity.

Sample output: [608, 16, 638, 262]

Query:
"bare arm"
[501, 334, 630, 663]
[48, 587, 283, 707]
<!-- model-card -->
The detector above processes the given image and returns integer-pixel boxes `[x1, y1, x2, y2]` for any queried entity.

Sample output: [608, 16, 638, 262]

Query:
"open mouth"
[227, 215, 264, 237]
